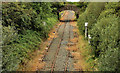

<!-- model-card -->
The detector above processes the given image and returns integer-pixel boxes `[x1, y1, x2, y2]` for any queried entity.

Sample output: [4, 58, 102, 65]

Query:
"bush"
[2, 28, 42, 71]
[2, 2, 58, 71]
[77, 2, 106, 34]
[2, 25, 18, 71]
[2, 26, 18, 46]
[2, 2, 57, 33]
[90, 15, 119, 57]
[98, 9, 115, 20]
[77, 2, 120, 71]
[77, 12, 87, 34]
[105, 2, 120, 16]
[98, 48, 119, 71]
[2, 3, 34, 32]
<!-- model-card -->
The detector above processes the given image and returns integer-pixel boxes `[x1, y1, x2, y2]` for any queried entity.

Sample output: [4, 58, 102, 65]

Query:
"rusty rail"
[64, 21, 71, 72]
[51, 22, 67, 73]
[42, 22, 62, 62]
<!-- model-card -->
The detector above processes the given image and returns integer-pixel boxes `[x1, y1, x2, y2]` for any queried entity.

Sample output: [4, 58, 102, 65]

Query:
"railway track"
[40, 22, 70, 72]
[51, 22, 67, 72]
[41, 22, 62, 62]
[64, 22, 71, 72]
[41, 11, 68, 62]
[39, 11, 76, 72]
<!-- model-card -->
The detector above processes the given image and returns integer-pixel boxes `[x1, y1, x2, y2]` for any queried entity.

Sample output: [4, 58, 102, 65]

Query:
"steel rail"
[50, 22, 68, 73]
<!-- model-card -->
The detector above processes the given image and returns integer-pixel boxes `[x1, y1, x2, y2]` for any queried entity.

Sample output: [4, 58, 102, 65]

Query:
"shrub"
[98, 9, 115, 20]
[2, 2, 57, 33]
[77, 2, 106, 34]
[2, 26, 18, 46]
[90, 15, 119, 57]
[77, 12, 87, 35]
[98, 48, 119, 71]
[105, 2, 120, 16]
[2, 26, 18, 71]
[2, 2, 58, 71]
[2, 29, 42, 71]
[77, 2, 120, 71]
[2, 3, 34, 32]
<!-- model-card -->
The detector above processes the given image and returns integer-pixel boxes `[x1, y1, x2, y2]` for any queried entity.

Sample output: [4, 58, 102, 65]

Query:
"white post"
[85, 22, 88, 38]
[88, 35, 91, 44]
[43, 22, 46, 26]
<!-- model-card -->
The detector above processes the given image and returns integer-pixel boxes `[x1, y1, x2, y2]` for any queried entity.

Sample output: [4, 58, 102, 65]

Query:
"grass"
[18, 21, 60, 71]
[67, 22, 95, 71]
[75, 33, 95, 71]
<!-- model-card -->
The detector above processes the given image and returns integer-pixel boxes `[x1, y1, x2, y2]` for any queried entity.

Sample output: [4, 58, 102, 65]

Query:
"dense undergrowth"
[2, 2, 120, 71]
[77, 2, 120, 71]
[2, 2, 64, 71]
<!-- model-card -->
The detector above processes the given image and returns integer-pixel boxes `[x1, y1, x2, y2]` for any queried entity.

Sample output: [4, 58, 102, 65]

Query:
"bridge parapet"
[58, 4, 80, 14]
[57, 4, 80, 20]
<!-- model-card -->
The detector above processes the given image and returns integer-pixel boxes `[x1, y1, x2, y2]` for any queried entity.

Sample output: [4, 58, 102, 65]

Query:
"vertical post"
[88, 35, 91, 44]
[43, 22, 46, 26]
[85, 22, 88, 38]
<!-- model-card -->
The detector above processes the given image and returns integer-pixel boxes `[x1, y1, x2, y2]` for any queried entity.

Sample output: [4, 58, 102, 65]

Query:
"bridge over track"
[57, 4, 80, 20]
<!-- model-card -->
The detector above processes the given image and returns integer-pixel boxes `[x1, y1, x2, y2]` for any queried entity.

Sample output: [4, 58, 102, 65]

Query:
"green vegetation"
[59, 11, 64, 19]
[2, 2, 62, 71]
[2, 2, 120, 72]
[77, 2, 120, 71]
